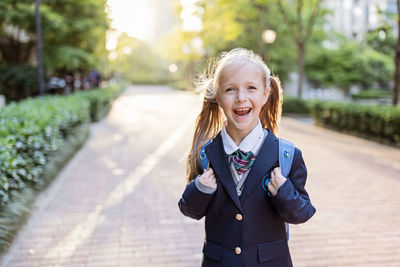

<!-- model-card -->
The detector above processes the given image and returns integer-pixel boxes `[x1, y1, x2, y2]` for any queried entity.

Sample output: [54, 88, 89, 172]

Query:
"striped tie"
[229, 150, 256, 174]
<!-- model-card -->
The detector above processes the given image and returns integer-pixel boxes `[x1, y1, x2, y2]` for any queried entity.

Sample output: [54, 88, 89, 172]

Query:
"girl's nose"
[236, 88, 247, 102]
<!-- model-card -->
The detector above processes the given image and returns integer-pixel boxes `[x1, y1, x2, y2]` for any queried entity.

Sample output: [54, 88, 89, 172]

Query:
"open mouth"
[234, 107, 252, 116]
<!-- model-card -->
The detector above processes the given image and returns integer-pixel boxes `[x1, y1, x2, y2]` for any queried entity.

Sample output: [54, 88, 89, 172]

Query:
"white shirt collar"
[221, 120, 265, 155]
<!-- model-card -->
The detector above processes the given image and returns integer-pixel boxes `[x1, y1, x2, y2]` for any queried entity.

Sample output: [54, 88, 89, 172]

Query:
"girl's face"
[216, 62, 270, 138]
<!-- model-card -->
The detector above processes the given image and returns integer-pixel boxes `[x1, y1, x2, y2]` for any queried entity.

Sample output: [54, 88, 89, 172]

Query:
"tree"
[0, 0, 109, 101]
[0, 1, 37, 64]
[306, 42, 362, 95]
[306, 38, 393, 95]
[109, 33, 169, 83]
[393, 0, 400, 106]
[276, 0, 324, 98]
[41, 0, 109, 75]
[160, 0, 209, 90]
[184, 0, 298, 82]
[165, 0, 325, 90]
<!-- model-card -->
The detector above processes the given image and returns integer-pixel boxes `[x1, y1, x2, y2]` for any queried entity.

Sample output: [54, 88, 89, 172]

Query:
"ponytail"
[260, 76, 283, 135]
[185, 80, 223, 182]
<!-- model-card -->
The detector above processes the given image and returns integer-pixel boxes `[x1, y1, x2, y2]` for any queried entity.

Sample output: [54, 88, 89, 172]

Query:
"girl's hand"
[198, 168, 217, 189]
[268, 167, 287, 196]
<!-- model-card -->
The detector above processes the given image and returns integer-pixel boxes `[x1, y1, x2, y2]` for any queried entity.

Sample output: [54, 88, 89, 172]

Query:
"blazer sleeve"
[178, 178, 215, 220]
[269, 147, 316, 224]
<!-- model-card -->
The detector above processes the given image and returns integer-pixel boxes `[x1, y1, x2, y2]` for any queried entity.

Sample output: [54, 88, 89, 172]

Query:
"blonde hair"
[185, 48, 283, 182]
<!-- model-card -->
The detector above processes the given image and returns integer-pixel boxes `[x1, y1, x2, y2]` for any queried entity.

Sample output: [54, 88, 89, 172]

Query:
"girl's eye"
[225, 88, 233, 92]
[248, 86, 257, 90]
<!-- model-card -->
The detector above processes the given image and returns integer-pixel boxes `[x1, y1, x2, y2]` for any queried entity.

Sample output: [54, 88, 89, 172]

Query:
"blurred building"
[323, 0, 397, 41]
[147, 0, 179, 42]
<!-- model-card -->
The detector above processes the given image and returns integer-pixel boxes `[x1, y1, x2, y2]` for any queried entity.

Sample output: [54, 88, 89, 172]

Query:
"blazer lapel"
[206, 133, 242, 212]
[239, 129, 279, 205]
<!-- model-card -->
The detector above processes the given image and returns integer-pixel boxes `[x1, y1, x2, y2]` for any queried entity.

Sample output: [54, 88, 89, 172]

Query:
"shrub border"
[0, 123, 90, 257]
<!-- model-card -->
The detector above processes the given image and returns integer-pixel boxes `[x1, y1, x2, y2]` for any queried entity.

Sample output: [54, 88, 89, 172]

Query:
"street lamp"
[35, 0, 44, 96]
[262, 29, 276, 62]
[169, 64, 178, 73]
[262, 29, 276, 44]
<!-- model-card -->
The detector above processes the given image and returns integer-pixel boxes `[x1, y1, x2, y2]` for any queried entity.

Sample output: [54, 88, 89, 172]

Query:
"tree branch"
[297, 0, 304, 42]
[277, 1, 294, 29]
[304, 0, 321, 41]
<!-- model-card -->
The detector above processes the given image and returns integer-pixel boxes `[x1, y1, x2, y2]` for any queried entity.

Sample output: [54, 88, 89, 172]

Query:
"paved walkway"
[1, 85, 400, 266]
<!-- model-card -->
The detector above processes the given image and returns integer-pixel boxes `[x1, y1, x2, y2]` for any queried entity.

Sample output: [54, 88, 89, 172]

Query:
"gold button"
[235, 247, 241, 255]
[235, 213, 243, 221]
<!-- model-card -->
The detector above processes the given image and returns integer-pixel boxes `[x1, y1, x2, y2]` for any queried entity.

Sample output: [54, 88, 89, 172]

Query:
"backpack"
[199, 137, 295, 241]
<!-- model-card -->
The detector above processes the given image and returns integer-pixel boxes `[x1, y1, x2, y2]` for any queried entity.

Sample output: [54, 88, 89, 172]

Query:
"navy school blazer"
[178, 129, 316, 267]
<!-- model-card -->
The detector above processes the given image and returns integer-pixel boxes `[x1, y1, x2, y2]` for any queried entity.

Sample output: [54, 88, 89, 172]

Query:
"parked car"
[46, 77, 66, 94]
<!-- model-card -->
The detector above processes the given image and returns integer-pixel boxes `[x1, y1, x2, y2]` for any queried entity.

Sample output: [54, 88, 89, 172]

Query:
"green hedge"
[0, 85, 123, 256]
[0, 96, 90, 205]
[351, 89, 392, 100]
[312, 101, 400, 146]
[0, 124, 89, 255]
[282, 96, 315, 114]
[0, 85, 123, 206]
[75, 85, 123, 121]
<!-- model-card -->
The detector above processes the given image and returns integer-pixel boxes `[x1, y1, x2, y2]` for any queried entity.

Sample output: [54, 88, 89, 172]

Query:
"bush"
[0, 95, 90, 206]
[0, 64, 38, 102]
[75, 85, 123, 121]
[306, 40, 393, 92]
[351, 89, 392, 100]
[0, 85, 123, 206]
[0, 124, 89, 255]
[282, 96, 315, 114]
[312, 101, 400, 146]
[0, 85, 124, 256]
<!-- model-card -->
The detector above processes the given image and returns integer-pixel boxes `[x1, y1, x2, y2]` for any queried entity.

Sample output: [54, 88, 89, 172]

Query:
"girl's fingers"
[202, 168, 211, 177]
[267, 181, 276, 196]
[270, 172, 276, 187]
[208, 176, 217, 188]
[272, 167, 280, 177]
[211, 178, 216, 187]
[270, 168, 286, 191]
[199, 168, 217, 189]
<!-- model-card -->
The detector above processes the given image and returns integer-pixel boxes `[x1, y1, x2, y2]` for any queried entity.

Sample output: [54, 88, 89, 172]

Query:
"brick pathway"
[1, 85, 400, 266]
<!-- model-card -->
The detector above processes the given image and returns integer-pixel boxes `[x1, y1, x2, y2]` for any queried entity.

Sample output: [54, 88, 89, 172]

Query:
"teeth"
[236, 108, 250, 111]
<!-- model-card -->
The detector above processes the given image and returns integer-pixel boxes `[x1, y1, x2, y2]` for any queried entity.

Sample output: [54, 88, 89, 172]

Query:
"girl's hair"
[185, 48, 283, 182]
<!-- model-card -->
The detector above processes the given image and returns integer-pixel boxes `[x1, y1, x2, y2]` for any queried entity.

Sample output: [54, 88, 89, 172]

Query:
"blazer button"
[235, 213, 243, 221]
[235, 247, 241, 255]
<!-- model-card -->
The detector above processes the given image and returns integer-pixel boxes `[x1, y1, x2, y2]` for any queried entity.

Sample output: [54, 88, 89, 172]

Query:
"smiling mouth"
[234, 107, 251, 116]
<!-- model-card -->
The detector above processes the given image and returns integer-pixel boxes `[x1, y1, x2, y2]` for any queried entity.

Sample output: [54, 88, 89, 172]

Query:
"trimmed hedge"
[0, 124, 89, 255]
[0, 96, 91, 205]
[282, 96, 400, 147]
[312, 101, 400, 147]
[282, 96, 315, 114]
[75, 85, 123, 121]
[0, 85, 123, 256]
[351, 89, 392, 100]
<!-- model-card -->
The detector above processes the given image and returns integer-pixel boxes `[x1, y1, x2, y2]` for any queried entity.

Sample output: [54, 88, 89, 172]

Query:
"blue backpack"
[199, 138, 295, 241]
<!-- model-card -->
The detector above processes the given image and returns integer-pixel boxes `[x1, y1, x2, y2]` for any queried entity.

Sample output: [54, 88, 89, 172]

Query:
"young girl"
[178, 48, 316, 267]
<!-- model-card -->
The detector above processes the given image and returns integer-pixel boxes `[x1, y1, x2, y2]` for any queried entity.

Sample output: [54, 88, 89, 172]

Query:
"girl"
[178, 48, 316, 267]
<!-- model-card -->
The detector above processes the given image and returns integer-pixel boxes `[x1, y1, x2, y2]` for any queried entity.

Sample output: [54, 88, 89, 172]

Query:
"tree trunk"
[393, 0, 400, 106]
[297, 42, 305, 98]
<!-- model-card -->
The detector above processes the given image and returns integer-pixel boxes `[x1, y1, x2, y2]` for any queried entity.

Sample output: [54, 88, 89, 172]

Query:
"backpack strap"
[279, 137, 295, 242]
[199, 139, 213, 171]
[279, 138, 295, 178]
[262, 138, 295, 195]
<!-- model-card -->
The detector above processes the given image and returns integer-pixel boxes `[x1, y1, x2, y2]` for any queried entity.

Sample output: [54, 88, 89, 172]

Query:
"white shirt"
[222, 120, 267, 195]
[195, 120, 268, 195]
[221, 120, 265, 155]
